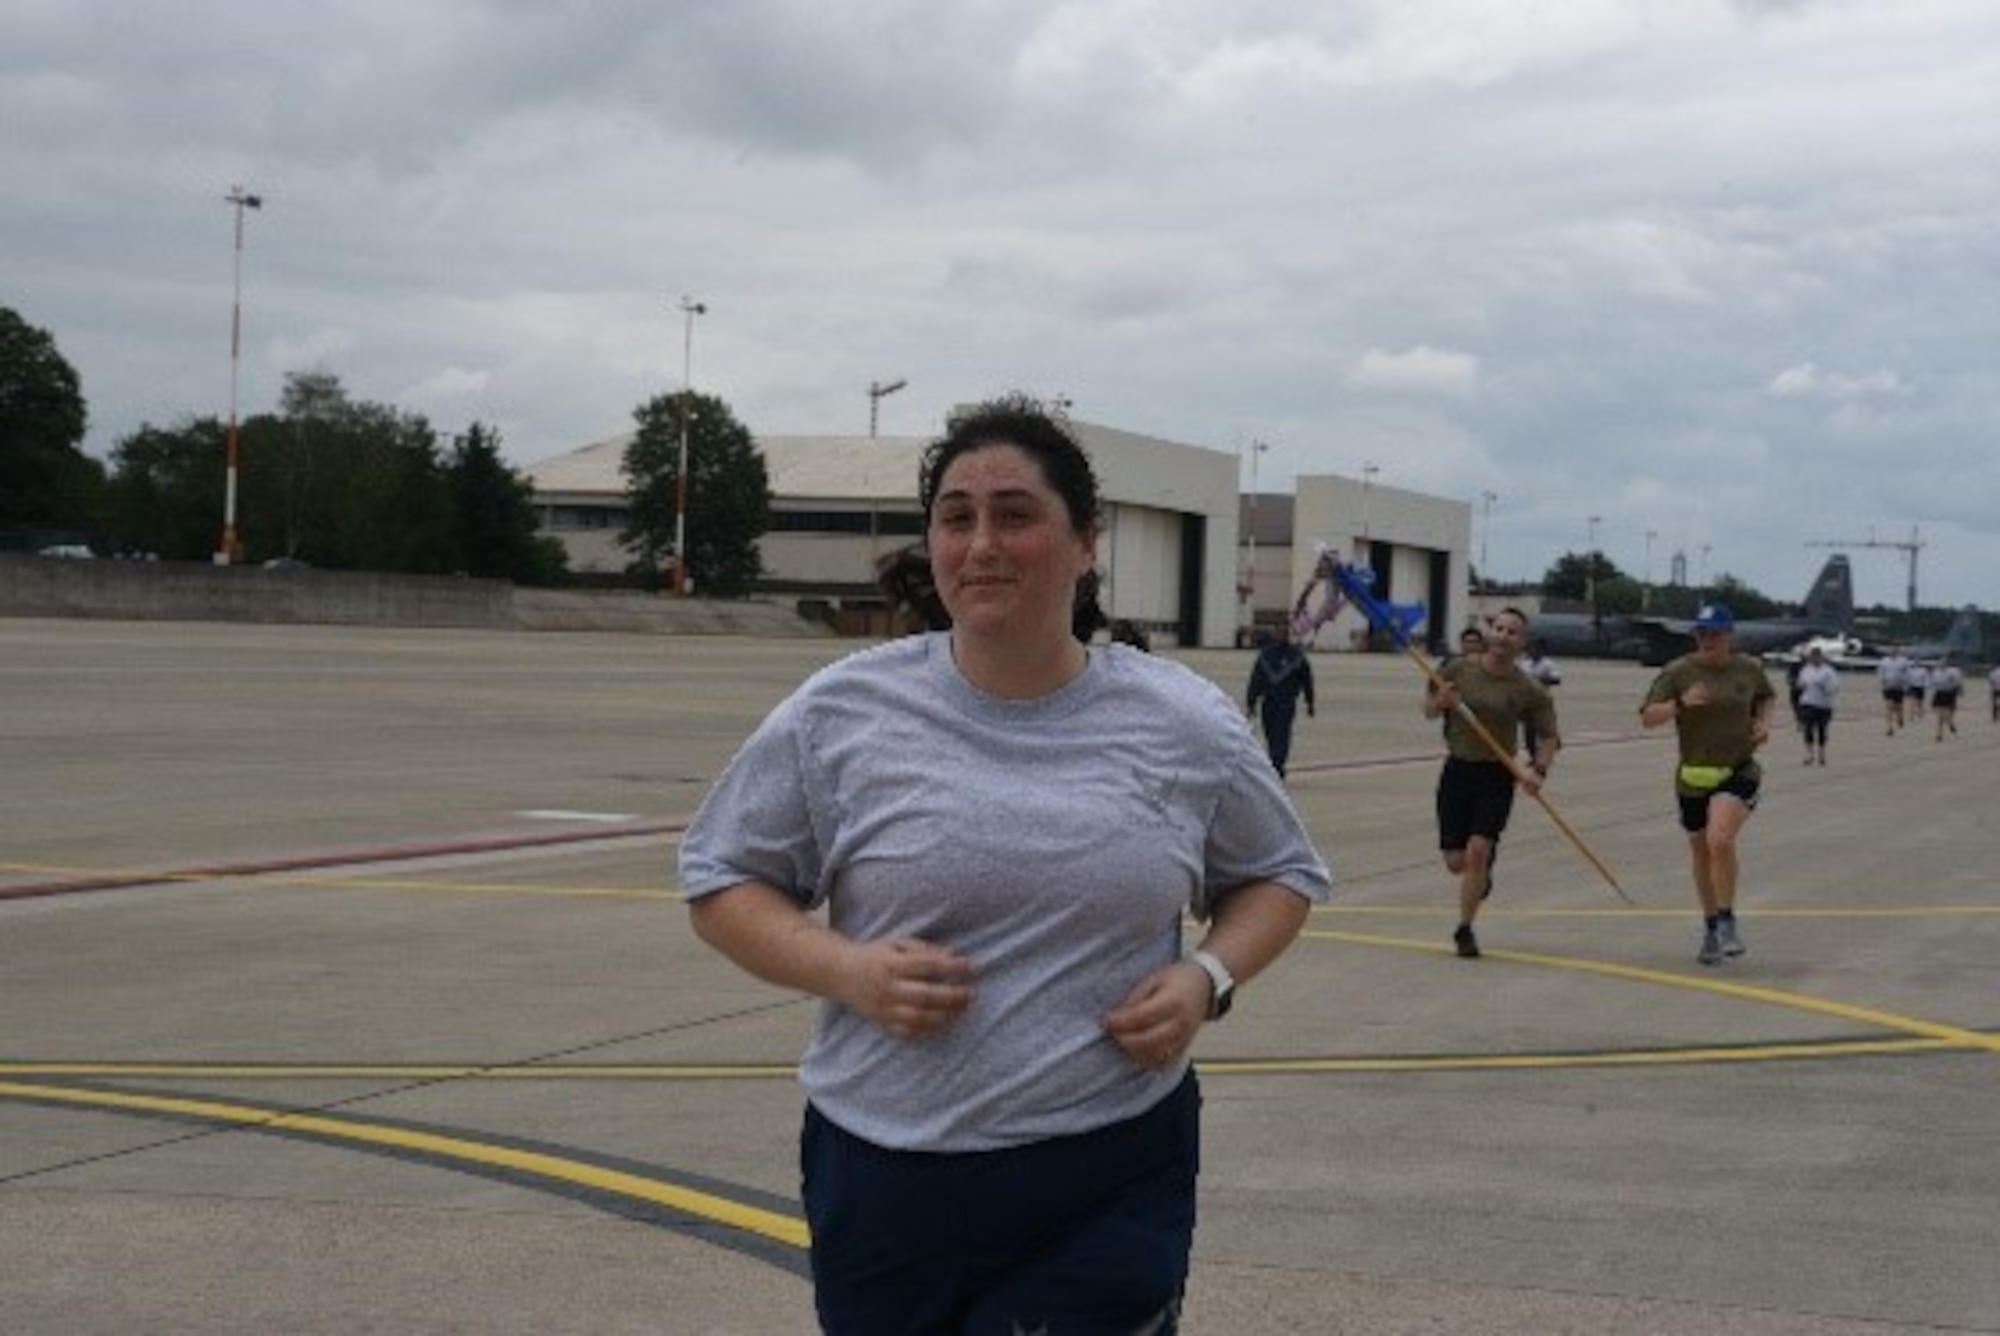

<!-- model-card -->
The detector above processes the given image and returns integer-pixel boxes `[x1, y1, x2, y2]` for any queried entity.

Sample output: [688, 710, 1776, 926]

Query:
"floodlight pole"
[673, 295, 706, 595]
[1644, 528, 1657, 611]
[1479, 490, 1496, 620]
[217, 184, 263, 565]
[1587, 514, 1602, 627]
[868, 377, 907, 438]
[1245, 440, 1269, 627]
[1359, 462, 1379, 552]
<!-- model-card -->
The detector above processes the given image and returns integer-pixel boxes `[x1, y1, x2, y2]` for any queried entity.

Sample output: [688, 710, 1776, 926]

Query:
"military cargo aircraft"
[1761, 604, 1982, 671]
[1523, 555, 1855, 667]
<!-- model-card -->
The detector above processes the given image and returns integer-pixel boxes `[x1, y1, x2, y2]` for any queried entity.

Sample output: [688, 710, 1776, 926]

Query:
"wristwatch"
[1186, 948, 1235, 1020]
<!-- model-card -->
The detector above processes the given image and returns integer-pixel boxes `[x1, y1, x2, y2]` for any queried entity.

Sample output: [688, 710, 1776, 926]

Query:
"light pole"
[868, 378, 907, 438]
[1586, 514, 1602, 625]
[1360, 462, 1380, 552]
[1479, 489, 1496, 617]
[673, 295, 706, 595]
[1243, 440, 1269, 636]
[1644, 528, 1657, 611]
[217, 184, 262, 565]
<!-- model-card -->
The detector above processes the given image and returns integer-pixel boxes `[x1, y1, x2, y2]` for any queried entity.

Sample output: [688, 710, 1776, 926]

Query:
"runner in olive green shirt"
[1423, 606, 1559, 959]
[1639, 602, 1776, 965]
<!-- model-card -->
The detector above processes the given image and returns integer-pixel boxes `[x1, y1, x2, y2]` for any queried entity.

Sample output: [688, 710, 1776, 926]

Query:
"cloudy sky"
[6, 0, 1996, 609]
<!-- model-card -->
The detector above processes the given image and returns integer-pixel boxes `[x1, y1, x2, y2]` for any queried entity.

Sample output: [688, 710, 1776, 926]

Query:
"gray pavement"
[2, 617, 1994, 1334]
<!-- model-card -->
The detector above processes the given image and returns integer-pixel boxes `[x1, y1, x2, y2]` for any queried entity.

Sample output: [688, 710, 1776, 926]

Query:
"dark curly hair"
[875, 543, 950, 634]
[914, 393, 1107, 642]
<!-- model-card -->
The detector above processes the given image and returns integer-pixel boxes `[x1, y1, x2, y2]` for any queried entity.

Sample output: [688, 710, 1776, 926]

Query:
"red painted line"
[0, 819, 689, 903]
[5, 735, 1655, 900]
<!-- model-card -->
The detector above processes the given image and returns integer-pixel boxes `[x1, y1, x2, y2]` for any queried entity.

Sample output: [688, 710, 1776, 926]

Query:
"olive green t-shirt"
[1435, 657, 1557, 762]
[1643, 653, 1776, 785]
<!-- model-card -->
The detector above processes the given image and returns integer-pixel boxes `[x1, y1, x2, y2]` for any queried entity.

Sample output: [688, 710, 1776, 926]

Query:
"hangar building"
[526, 416, 1470, 651]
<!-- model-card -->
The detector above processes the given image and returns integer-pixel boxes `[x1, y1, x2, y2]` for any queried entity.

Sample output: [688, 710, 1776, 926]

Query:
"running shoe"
[1697, 928, 1723, 966]
[1716, 916, 1746, 958]
[1454, 924, 1481, 959]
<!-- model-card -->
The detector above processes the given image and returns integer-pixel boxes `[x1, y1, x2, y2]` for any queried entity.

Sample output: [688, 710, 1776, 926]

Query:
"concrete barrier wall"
[0, 556, 837, 638]
[0, 556, 512, 630]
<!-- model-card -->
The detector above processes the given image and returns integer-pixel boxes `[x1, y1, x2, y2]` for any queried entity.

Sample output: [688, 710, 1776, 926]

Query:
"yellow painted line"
[1, 863, 208, 884]
[1706, 906, 2000, 918]
[1315, 903, 2000, 919]
[265, 875, 672, 901]
[1305, 927, 2000, 1054]
[0, 1080, 809, 1250]
[0, 1063, 797, 1080]
[9, 1027, 1987, 1086]
[1201, 1037, 1958, 1075]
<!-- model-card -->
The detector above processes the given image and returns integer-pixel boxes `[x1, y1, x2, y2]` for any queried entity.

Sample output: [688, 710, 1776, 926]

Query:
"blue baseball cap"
[1692, 602, 1735, 631]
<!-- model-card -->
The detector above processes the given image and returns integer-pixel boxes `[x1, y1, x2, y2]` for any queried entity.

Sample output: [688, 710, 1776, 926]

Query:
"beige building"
[1240, 476, 1472, 653]
[528, 418, 1475, 651]
[525, 417, 1245, 648]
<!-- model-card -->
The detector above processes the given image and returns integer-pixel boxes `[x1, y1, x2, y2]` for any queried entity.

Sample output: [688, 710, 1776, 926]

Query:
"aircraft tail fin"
[1801, 555, 1854, 631]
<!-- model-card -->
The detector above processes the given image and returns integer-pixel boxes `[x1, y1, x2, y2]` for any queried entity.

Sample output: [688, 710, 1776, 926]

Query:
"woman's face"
[927, 443, 1096, 645]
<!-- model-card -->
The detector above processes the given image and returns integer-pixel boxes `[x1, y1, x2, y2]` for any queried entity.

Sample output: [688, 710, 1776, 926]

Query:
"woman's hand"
[1103, 962, 1210, 1070]
[836, 938, 975, 1040]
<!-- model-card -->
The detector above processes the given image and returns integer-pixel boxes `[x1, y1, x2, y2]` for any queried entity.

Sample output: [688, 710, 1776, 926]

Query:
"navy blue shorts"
[801, 1071, 1200, 1335]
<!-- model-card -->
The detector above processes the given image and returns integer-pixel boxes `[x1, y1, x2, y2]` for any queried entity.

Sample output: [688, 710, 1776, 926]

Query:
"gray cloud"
[4, 0, 1996, 608]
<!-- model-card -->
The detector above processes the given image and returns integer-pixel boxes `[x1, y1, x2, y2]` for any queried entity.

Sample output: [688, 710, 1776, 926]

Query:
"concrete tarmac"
[2, 618, 1995, 1334]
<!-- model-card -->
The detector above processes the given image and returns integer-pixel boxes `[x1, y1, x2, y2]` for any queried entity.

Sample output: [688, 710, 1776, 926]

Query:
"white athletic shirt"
[1797, 662, 1840, 710]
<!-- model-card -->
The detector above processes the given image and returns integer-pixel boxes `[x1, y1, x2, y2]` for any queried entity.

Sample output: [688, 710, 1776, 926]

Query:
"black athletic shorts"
[1436, 757, 1516, 850]
[1677, 769, 1761, 833]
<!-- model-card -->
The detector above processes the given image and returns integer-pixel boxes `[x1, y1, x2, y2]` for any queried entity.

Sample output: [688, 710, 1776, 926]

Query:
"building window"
[544, 505, 626, 531]
[769, 510, 923, 536]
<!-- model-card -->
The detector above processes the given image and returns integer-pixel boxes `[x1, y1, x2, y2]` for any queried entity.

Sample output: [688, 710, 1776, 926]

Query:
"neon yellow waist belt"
[1678, 763, 1735, 791]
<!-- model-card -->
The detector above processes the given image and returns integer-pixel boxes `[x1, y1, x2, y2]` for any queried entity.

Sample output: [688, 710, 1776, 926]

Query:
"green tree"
[262, 368, 344, 560]
[1646, 583, 1703, 619]
[320, 402, 455, 572]
[445, 422, 567, 585]
[1593, 574, 1644, 616]
[1707, 573, 1779, 620]
[104, 369, 462, 573]
[101, 418, 228, 558]
[1540, 550, 1629, 602]
[620, 390, 770, 596]
[242, 371, 457, 572]
[0, 305, 104, 540]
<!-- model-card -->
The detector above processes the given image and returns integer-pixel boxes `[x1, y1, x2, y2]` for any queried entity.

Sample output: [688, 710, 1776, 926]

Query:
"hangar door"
[1100, 503, 1191, 644]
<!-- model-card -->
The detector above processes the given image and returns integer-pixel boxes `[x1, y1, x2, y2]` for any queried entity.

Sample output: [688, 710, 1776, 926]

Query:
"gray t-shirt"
[679, 633, 1332, 1152]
